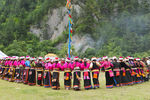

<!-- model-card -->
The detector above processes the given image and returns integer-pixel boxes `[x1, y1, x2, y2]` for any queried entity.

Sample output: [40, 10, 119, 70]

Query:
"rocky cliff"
[30, 4, 97, 52]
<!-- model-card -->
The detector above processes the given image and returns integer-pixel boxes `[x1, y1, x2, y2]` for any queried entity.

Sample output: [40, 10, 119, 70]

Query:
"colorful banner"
[66, 0, 72, 58]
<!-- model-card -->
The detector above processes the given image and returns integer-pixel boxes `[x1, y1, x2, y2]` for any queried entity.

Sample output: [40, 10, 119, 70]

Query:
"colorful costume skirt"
[4, 68, 9, 81]
[83, 71, 92, 89]
[135, 69, 142, 84]
[92, 70, 100, 88]
[131, 69, 137, 84]
[120, 70, 130, 86]
[19, 67, 24, 83]
[14, 67, 21, 82]
[0, 67, 5, 78]
[125, 70, 133, 85]
[73, 71, 81, 90]
[36, 69, 43, 86]
[28, 68, 36, 86]
[105, 71, 114, 88]
[64, 71, 72, 89]
[52, 71, 60, 90]
[2, 67, 8, 79]
[43, 70, 52, 88]
[113, 70, 121, 87]
[9, 68, 16, 82]
[23, 68, 30, 84]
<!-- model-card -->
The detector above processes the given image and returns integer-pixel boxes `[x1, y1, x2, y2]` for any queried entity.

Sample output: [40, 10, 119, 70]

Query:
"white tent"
[0, 50, 8, 58]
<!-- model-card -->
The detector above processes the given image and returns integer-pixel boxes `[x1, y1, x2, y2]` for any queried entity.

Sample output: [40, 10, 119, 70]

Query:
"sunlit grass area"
[0, 72, 150, 100]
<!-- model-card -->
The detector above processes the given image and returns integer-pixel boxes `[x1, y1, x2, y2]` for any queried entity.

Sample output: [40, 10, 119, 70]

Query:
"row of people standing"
[0, 56, 101, 90]
[112, 56, 149, 87]
[0, 56, 149, 91]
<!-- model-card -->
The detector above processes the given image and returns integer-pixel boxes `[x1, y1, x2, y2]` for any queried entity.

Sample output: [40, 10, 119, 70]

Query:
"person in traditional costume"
[4, 57, 10, 81]
[28, 57, 36, 86]
[62, 57, 73, 90]
[20, 56, 25, 83]
[124, 57, 133, 85]
[0, 58, 5, 78]
[134, 58, 144, 83]
[100, 56, 114, 88]
[52, 57, 61, 90]
[1, 57, 7, 80]
[43, 58, 52, 88]
[36, 57, 44, 86]
[140, 58, 149, 82]
[143, 57, 150, 81]
[24, 56, 30, 84]
[6, 58, 12, 81]
[72, 56, 82, 90]
[89, 57, 101, 89]
[13, 57, 19, 80]
[112, 56, 121, 87]
[129, 57, 136, 84]
[82, 58, 92, 90]
[9, 57, 17, 82]
[119, 57, 131, 86]
[14, 57, 22, 83]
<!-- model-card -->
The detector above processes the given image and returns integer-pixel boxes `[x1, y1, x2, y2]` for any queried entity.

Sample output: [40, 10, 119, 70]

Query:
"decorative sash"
[116, 71, 120, 76]
[65, 72, 70, 80]
[38, 73, 42, 80]
[44, 72, 46, 79]
[84, 72, 90, 79]
[123, 71, 126, 76]
[93, 73, 98, 79]
[109, 70, 114, 77]
[76, 72, 81, 81]
[131, 70, 136, 76]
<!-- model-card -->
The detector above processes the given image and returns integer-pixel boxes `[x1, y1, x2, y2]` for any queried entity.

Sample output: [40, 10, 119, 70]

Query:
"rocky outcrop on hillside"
[30, 5, 98, 52]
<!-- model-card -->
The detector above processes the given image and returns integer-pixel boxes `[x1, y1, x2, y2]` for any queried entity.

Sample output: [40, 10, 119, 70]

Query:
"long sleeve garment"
[62, 62, 73, 71]
[72, 61, 81, 70]
[81, 62, 90, 70]
[120, 62, 131, 69]
[21, 60, 25, 67]
[25, 60, 31, 67]
[112, 62, 121, 70]
[45, 62, 52, 70]
[100, 61, 114, 69]
[52, 62, 61, 70]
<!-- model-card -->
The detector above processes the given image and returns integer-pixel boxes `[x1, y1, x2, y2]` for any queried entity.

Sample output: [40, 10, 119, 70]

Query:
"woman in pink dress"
[72, 56, 82, 90]
[82, 58, 92, 90]
[43, 58, 52, 88]
[51, 57, 61, 90]
[100, 56, 114, 88]
[62, 57, 73, 90]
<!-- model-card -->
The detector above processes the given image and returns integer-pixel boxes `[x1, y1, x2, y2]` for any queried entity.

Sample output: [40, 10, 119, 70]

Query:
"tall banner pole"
[66, 0, 72, 58]
[68, 21, 71, 58]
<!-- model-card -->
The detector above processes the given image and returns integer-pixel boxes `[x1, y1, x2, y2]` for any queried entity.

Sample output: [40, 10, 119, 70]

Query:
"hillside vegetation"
[0, 0, 150, 58]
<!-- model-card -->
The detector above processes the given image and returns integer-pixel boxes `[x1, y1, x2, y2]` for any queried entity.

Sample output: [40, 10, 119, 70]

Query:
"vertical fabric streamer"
[66, 0, 72, 58]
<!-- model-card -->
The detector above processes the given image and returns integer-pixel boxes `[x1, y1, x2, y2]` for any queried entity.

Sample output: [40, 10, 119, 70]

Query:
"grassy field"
[0, 72, 150, 100]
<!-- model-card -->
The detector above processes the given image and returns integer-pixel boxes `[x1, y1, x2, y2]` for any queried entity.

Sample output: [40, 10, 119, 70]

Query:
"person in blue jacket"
[24, 56, 30, 84]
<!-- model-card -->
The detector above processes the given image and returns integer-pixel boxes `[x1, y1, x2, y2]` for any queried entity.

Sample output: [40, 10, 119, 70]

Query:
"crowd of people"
[0, 56, 150, 90]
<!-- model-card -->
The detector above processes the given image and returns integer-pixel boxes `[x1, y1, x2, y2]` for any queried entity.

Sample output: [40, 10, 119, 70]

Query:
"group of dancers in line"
[0, 56, 149, 90]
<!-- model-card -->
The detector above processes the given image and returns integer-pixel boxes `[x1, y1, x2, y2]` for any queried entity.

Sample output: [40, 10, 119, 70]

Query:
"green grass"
[0, 72, 150, 100]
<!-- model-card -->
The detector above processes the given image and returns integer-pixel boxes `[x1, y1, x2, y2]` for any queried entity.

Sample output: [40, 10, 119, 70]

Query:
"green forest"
[0, 0, 150, 58]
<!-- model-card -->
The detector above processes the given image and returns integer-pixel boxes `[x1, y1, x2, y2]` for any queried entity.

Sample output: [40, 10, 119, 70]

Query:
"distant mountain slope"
[0, 0, 150, 57]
